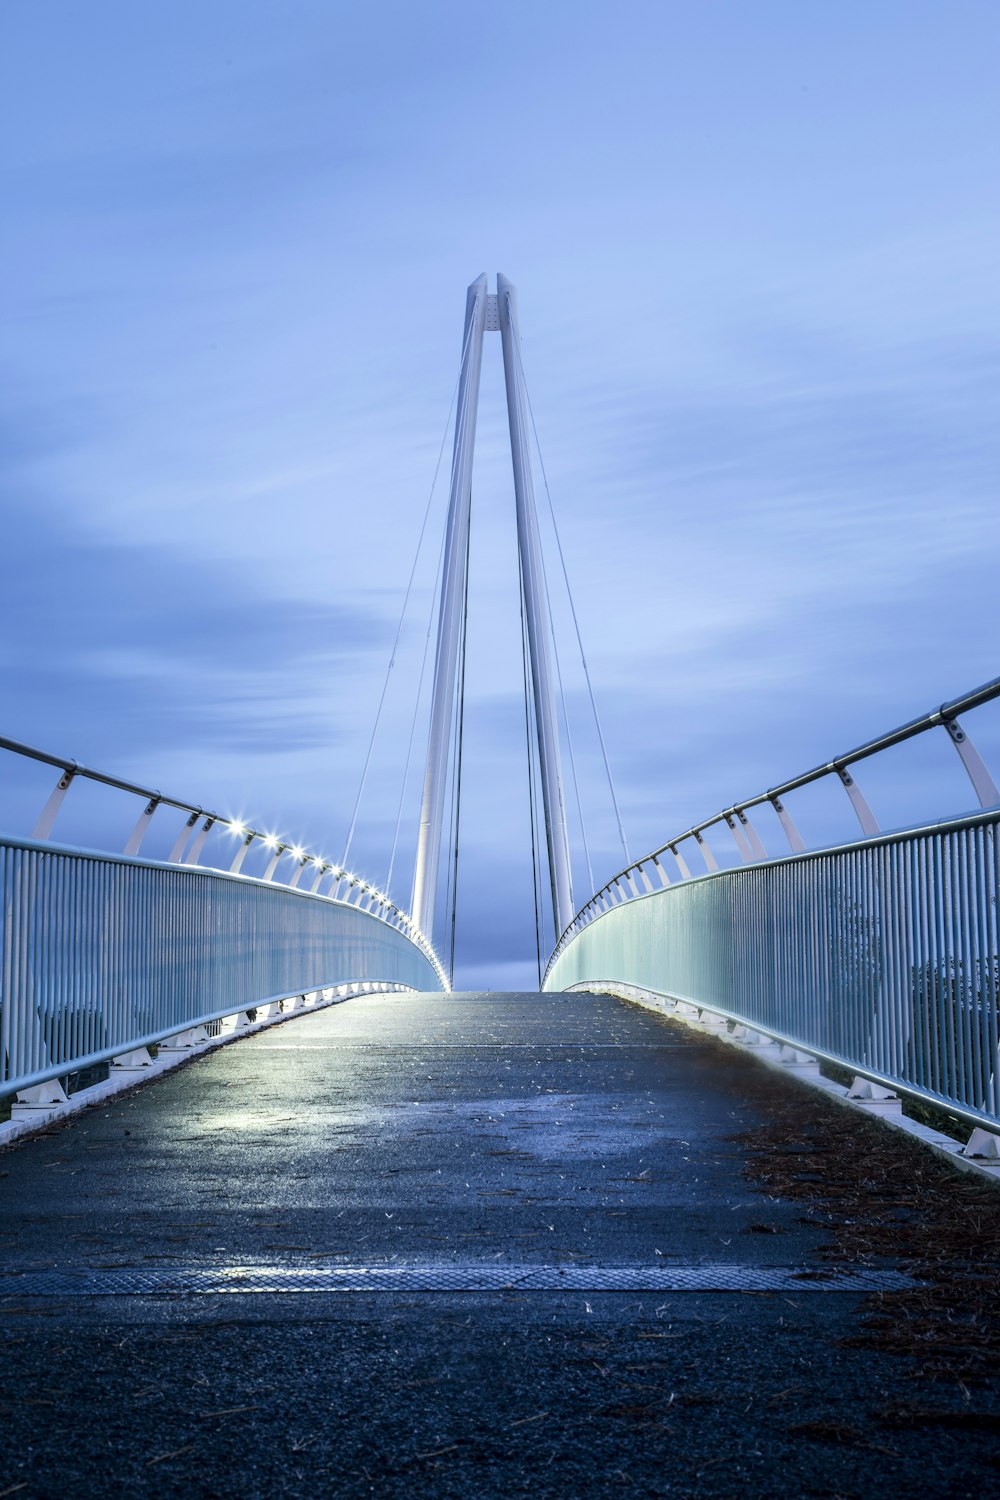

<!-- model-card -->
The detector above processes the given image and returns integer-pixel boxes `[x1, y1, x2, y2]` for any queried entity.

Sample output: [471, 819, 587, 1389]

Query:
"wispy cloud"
[2, 2, 998, 984]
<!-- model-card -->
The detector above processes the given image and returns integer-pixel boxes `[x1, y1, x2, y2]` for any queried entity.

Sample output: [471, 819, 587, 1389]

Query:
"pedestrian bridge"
[2, 275, 1000, 1495]
[3, 670, 999, 1164]
[3, 275, 999, 1160]
[3, 987, 1000, 1497]
[4, 676, 999, 1500]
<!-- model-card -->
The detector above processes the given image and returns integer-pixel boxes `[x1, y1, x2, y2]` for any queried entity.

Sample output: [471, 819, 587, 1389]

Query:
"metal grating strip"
[0, 1262, 911, 1298]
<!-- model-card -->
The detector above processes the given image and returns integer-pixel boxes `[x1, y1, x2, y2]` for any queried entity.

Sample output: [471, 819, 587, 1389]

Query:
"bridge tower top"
[411, 275, 574, 952]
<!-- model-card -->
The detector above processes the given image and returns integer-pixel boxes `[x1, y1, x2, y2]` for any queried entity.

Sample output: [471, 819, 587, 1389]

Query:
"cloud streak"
[2, 3, 999, 986]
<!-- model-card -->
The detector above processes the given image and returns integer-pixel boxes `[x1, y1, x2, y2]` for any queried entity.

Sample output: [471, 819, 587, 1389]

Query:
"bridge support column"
[964, 1126, 1000, 1164]
[730, 1024, 773, 1048]
[848, 1076, 902, 1114]
[498, 274, 574, 937]
[411, 274, 575, 952]
[411, 275, 488, 942]
[111, 1048, 154, 1074]
[159, 1026, 210, 1051]
[695, 1008, 730, 1034]
[779, 1044, 821, 1076]
[11, 1080, 69, 1116]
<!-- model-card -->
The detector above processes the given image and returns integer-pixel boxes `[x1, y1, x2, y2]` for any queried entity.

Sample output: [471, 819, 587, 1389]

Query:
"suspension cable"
[508, 341, 595, 897]
[510, 333, 632, 865]
[341, 314, 477, 871]
[385, 310, 483, 896]
[550, 605, 595, 897]
[385, 486, 449, 896]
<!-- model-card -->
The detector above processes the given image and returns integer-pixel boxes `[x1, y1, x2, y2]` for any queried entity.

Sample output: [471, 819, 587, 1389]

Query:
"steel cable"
[509, 332, 632, 866]
[507, 332, 596, 899]
[341, 312, 478, 872]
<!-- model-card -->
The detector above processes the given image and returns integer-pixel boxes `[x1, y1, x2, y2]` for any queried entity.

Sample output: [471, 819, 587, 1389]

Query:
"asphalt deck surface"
[1, 989, 998, 1498]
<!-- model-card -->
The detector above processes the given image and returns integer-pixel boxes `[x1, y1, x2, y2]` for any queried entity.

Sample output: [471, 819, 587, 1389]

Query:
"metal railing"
[544, 807, 1000, 1130]
[548, 673, 1000, 969]
[0, 730, 448, 988]
[1, 833, 445, 1101]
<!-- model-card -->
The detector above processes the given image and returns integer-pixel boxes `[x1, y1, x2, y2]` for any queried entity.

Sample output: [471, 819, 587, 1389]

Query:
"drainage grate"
[0, 1262, 911, 1297]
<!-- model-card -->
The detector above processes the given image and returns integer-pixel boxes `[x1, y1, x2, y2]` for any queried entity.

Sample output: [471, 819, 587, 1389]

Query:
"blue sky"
[2, 2, 999, 986]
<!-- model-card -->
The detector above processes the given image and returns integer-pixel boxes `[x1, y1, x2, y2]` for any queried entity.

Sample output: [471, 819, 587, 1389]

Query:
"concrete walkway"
[2, 990, 998, 1497]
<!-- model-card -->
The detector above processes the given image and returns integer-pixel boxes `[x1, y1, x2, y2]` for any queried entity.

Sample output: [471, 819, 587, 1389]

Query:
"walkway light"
[263, 834, 278, 851]
[228, 820, 247, 838]
[291, 845, 305, 861]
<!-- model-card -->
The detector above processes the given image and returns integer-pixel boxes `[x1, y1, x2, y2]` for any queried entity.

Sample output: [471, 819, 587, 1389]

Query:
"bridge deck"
[2, 990, 999, 1497]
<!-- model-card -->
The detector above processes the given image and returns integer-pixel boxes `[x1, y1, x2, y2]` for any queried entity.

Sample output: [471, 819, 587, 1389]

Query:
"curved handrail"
[547, 672, 1000, 978]
[543, 803, 1000, 1133]
[0, 830, 446, 1100]
[0, 731, 450, 991]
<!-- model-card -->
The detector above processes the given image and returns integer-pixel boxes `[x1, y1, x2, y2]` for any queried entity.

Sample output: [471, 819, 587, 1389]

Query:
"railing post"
[737, 809, 769, 861]
[168, 811, 200, 863]
[692, 829, 718, 872]
[941, 717, 1000, 808]
[184, 816, 216, 865]
[834, 765, 879, 837]
[768, 794, 805, 852]
[124, 797, 160, 857]
[724, 813, 752, 863]
[33, 767, 76, 840]
[229, 832, 255, 874]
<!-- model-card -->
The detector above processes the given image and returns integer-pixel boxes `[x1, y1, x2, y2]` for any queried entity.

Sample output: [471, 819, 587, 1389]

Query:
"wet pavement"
[1, 990, 998, 1497]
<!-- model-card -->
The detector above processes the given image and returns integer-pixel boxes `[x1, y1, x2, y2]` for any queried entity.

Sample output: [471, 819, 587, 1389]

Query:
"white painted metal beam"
[411, 275, 488, 941]
[498, 274, 575, 937]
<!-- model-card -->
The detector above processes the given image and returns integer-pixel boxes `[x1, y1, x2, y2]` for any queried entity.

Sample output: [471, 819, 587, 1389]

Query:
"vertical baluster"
[904, 835, 924, 1094]
[925, 833, 943, 1097]
[933, 834, 955, 1104]
[969, 825, 991, 1112]
[987, 827, 1000, 1117]
[947, 831, 966, 1108]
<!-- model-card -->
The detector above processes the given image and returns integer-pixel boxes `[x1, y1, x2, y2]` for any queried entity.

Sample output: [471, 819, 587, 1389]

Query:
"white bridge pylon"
[411, 274, 574, 947]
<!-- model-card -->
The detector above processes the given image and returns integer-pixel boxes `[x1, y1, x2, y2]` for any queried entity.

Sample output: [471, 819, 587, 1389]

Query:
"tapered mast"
[412, 274, 574, 951]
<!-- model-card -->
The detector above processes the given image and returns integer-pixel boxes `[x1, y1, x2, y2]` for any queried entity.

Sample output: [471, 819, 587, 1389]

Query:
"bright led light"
[263, 834, 278, 851]
[291, 845, 305, 861]
[229, 820, 247, 838]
